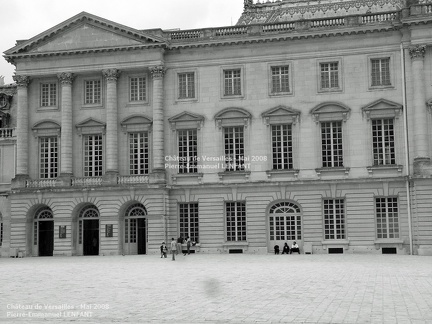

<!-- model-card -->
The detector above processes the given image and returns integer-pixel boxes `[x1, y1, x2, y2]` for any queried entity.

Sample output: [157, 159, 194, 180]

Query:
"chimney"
[0, 76, 4, 86]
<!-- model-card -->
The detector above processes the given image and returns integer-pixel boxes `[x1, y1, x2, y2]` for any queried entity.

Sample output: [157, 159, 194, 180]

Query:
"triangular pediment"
[361, 99, 403, 120]
[76, 118, 105, 128]
[5, 12, 166, 56]
[169, 111, 205, 123]
[262, 105, 300, 118]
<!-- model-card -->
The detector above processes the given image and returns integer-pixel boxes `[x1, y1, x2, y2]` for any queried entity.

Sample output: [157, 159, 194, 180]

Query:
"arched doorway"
[267, 201, 302, 253]
[34, 207, 54, 256]
[79, 205, 99, 256]
[124, 203, 147, 255]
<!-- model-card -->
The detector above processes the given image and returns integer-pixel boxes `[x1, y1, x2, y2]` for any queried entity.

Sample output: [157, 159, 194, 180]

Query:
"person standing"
[184, 236, 191, 256]
[176, 237, 183, 255]
[170, 238, 177, 261]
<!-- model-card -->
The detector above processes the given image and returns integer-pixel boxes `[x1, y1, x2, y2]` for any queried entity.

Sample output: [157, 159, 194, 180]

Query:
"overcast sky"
[0, 0, 245, 84]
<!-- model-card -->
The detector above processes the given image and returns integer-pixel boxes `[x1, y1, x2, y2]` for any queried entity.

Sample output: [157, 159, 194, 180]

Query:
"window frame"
[320, 121, 344, 168]
[83, 134, 104, 177]
[176, 70, 198, 102]
[179, 203, 199, 243]
[268, 62, 293, 97]
[225, 201, 247, 242]
[177, 129, 198, 174]
[317, 58, 343, 93]
[83, 78, 103, 108]
[128, 131, 150, 175]
[375, 197, 399, 239]
[220, 65, 245, 99]
[368, 54, 394, 90]
[39, 136, 59, 179]
[223, 126, 246, 172]
[40, 81, 58, 108]
[371, 118, 396, 166]
[129, 75, 148, 103]
[323, 198, 346, 240]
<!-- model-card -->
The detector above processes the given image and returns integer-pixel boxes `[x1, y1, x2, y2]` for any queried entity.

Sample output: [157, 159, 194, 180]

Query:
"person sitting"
[290, 241, 300, 254]
[282, 242, 290, 254]
[274, 244, 280, 255]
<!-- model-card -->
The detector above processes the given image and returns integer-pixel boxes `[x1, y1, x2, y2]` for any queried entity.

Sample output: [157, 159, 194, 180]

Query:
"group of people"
[160, 236, 192, 260]
[274, 242, 300, 255]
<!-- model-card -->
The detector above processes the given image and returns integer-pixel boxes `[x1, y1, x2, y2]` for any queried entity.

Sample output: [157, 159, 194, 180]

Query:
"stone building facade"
[2, 0, 432, 256]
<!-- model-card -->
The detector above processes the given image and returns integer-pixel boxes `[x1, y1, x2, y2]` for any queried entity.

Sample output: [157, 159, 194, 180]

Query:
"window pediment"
[32, 120, 61, 137]
[262, 105, 301, 125]
[362, 99, 402, 120]
[120, 115, 152, 133]
[169, 111, 204, 130]
[75, 117, 106, 135]
[311, 102, 351, 123]
[214, 107, 251, 129]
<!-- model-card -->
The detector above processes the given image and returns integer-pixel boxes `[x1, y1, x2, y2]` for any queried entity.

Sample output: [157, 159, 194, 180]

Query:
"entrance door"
[38, 221, 54, 256]
[83, 219, 99, 256]
[137, 218, 146, 255]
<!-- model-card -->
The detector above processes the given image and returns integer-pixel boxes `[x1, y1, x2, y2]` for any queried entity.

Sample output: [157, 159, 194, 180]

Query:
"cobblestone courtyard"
[1, 253, 431, 323]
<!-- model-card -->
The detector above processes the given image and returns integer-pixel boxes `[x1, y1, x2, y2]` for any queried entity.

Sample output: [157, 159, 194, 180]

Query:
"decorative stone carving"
[149, 66, 166, 79]
[409, 45, 426, 60]
[102, 68, 121, 82]
[12, 75, 30, 88]
[57, 72, 75, 85]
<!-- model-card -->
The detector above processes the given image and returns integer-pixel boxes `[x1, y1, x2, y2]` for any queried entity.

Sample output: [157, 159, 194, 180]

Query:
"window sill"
[368, 85, 394, 91]
[321, 240, 350, 249]
[222, 241, 249, 252]
[366, 165, 403, 176]
[317, 88, 343, 94]
[37, 106, 59, 111]
[221, 94, 244, 100]
[81, 104, 103, 109]
[269, 91, 293, 97]
[171, 173, 203, 185]
[315, 167, 350, 178]
[125, 101, 149, 107]
[218, 171, 251, 181]
[266, 169, 299, 180]
[175, 97, 198, 104]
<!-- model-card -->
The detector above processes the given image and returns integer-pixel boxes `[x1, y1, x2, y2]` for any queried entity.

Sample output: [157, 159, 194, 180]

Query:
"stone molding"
[57, 72, 75, 85]
[149, 66, 166, 79]
[409, 45, 426, 60]
[102, 69, 121, 82]
[12, 75, 30, 88]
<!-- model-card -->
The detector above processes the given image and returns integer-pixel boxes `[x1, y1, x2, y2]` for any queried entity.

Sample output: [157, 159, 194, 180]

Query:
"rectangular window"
[371, 58, 391, 87]
[105, 224, 113, 238]
[320, 62, 339, 89]
[226, 202, 246, 242]
[178, 129, 198, 173]
[40, 83, 57, 107]
[84, 134, 103, 177]
[324, 199, 345, 240]
[39, 137, 58, 179]
[179, 203, 199, 243]
[271, 124, 293, 170]
[129, 132, 149, 175]
[0, 222, 3, 247]
[84, 80, 101, 105]
[224, 127, 245, 171]
[372, 119, 395, 166]
[271, 66, 290, 93]
[224, 69, 242, 96]
[376, 197, 399, 239]
[130, 77, 146, 101]
[178, 73, 195, 99]
[321, 121, 343, 167]
[269, 215, 301, 240]
[59, 226, 66, 239]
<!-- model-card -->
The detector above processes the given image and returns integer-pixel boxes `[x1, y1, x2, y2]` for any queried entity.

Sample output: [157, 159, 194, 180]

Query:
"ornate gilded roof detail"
[237, 0, 404, 25]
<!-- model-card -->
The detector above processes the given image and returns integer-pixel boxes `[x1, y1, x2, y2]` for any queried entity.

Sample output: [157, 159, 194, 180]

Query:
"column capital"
[409, 45, 426, 60]
[102, 68, 121, 82]
[150, 65, 166, 79]
[57, 72, 75, 85]
[13, 75, 31, 88]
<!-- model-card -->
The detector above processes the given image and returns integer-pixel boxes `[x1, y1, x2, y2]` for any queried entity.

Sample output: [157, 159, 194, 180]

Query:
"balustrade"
[26, 179, 56, 188]
[71, 177, 103, 187]
[0, 128, 15, 138]
[117, 175, 150, 185]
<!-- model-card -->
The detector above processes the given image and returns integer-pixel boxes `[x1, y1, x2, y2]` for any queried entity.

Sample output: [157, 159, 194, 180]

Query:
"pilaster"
[102, 68, 120, 177]
[12, 75, 30, 185]
[150, 65, 166, 174]
[409, 45, 430, 172]
[58, 72, 74, 178]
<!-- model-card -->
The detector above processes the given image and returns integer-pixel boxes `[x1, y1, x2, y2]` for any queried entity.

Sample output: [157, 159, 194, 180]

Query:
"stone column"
[150, 66, 166, 173]
[102, 69, 120, 177]
[12, 75, 30, 186]
[57, 73, 74, 178]
[409, 45, 430, 163]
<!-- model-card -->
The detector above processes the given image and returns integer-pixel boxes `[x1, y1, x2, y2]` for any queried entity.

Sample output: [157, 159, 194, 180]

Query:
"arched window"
[269, 202, 302, 241]
[125, 203, 147, 244]
[125, 203, 147, 217]
[79, 206, 99, 218]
